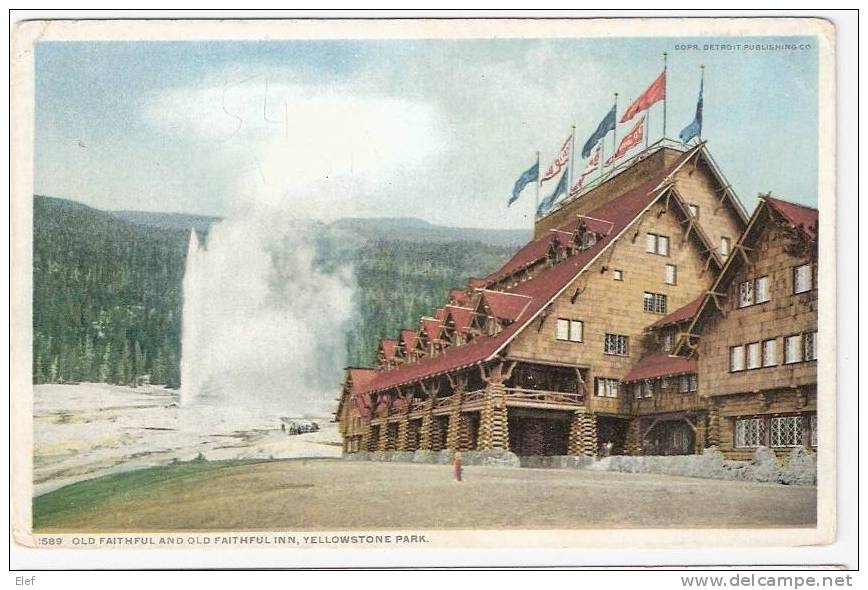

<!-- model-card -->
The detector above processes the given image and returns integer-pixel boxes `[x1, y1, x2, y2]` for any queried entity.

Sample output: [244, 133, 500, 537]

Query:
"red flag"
[606, 116, 645, 165]
[541, 134, 572, 184]
[620, 70, 666, 123]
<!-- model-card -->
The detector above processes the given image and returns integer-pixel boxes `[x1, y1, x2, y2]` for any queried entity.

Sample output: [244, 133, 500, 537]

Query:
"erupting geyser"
[179, 210, 355, 414]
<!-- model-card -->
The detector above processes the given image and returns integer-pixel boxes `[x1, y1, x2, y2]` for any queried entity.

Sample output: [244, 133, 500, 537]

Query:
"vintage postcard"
[10, 15, 839, 568]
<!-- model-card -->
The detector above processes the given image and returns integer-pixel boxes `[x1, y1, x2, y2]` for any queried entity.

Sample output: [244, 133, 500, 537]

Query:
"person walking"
[453, 451, 463, 482]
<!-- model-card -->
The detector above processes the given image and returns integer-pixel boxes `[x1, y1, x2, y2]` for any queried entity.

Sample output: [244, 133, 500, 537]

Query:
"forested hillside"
[32, 196, 519, 386]
[33, 196, 188, 386]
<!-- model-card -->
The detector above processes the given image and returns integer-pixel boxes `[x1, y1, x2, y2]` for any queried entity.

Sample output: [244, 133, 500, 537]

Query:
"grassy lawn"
[32, 458, 817, 532]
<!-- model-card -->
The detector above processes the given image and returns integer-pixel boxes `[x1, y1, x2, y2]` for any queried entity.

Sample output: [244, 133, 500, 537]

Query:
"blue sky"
[35, 36, 818, 229]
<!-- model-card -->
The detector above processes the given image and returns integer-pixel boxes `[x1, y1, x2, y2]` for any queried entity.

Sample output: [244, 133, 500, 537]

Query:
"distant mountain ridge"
[33, 195, 519, 383]
[110, 208, 531, 248]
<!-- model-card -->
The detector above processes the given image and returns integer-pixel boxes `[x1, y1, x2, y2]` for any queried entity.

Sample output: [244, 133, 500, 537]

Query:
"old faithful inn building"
[335, 143, 819, 460]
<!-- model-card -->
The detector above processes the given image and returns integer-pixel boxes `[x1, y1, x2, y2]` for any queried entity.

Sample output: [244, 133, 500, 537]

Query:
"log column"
[625, 416, 642, 455]
[567, 408, 598, 457]
[706, 405, 720, 448]
[360, 420, 373, 452]
[477, 362, 515, 451]
[445, 388, 466, 451]
[418, 379, 441, 451]
[376, 422, 389, 451]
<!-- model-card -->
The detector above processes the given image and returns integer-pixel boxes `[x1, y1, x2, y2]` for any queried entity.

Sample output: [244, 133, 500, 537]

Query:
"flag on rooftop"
[581, 104, 616, 158]
[508, 160, 539, 207]
[605, 115, 645, 166]
[540, 134, 572, 184]
[570, 144, 600, 196]
[537, 169, 568, 217]
[680, 70, 704, 144]
[620, 70, 666, 124]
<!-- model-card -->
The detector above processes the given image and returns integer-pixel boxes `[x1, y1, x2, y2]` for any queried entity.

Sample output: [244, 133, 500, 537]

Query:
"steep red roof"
[420, 317, 442, 340]
[354, 146, 701, 395]
[434, 308, 446, 321]
[347, 368, 379, 394]
[445, 305, 474, 332]
[378, 339, 397, 359]
[622, 352, 697, 383]
[648, 295, 704, 330]
[765, 196, 818, 242]
[448, 288, 471, 306]
[479, 290, 532, 322]
[398, 330, 417, 351]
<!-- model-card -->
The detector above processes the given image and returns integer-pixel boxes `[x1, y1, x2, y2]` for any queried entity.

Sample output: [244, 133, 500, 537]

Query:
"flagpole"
[662, 52, 668, 140]
[612, 93, 618, 165]
[534, 151, 540, 222]
[568, 125, 576, 193]
[698, 64, 704, 142]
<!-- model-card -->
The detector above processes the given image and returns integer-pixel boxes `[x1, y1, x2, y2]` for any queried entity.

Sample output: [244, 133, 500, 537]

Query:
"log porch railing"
[503, 387, 584, 407]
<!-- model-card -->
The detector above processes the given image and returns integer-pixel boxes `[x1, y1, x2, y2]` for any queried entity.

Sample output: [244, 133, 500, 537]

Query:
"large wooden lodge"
[335, 142, 819, 460]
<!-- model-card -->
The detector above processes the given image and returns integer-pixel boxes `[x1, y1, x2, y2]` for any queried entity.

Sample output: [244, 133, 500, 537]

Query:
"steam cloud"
[180, 210, 355, 415]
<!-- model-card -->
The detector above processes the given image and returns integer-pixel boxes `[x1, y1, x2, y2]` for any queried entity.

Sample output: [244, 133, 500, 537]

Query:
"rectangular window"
[804, 331, 817, 361]
[738, 280, 754, 308]
[613, 269, 623, 281]
[755, 276, 770, 303]
[556, 319, 583, 342]
[664, 264, 677, 285]
[784, 335, 803, 364]
[688, 374, 698, 392]
[569, 320, 584, 343]
[688, 203, 699, 218]
[730, 345, 745, 372]
[556, 319, 569, 341]
[604, 333, 629, 356]
[595, 378, 620, 398]
[662, 332, 674, 352]
[645, 233, 670, 256]
[633, 383, 642, 400]
[720, 236, 732, 258]
[643, 381, 653, 398]
[735, 418, 766, 448]
[770, 416, 803, 447]
[793, 263, 813, 294]
[661, 377, 670, 389]
[645, 233, 657, 253]
[810, 414, 818, 447]
[762, 339, 777, 367]
[657, 235, 670, 256]
[746, 342, 761, 370]
[679, 375, 690, 393]
[643, 292, 667, 314]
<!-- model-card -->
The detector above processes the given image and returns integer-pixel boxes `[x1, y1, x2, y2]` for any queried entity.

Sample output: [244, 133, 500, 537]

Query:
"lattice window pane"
[755, 276, 770, 303]
[735, 418, 765, 448]
[556, 319, 569, 341]
[739, 281, 754, 307]
[784, 335, 802, 364]
[746, 342, 761, 369]
[770, 416, 803, 447]
[730, 345, 745, 371]
[645, 233, 657, 253]
[810, 414, 818, 447]
[804, 331, 817, 361]
[794, 263, 813, 293]
[657, 235, 670, 256]
[569, 320, 583, 342]
[762, 339, 777, 367]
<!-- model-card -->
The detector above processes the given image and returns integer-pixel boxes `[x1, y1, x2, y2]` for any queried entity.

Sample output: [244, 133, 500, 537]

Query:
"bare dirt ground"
[35, 458, 817, 532]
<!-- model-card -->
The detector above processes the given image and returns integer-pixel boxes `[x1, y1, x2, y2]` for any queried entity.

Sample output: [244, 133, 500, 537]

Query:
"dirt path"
[34, 459, 817, 532]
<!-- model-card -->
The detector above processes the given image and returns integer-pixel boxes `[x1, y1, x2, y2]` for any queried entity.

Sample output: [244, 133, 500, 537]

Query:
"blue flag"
[680, 75, 704, 144]
[509, 160, 539, 206]
[537, 170, 568, 217]
[582, 104, 617, 158]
